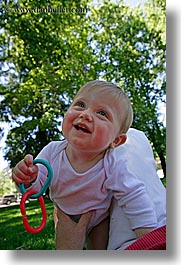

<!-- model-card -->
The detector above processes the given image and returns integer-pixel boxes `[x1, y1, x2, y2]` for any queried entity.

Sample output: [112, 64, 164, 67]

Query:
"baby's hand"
[12, 154, 38, 185]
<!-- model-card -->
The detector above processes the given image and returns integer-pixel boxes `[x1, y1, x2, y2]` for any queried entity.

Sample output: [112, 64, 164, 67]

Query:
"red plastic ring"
[20, 190, 47, 234]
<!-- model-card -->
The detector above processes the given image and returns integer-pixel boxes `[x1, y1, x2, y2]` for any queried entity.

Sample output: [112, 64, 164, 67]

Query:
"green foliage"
[0, 168, 17, 196]
[1, 0, 95, 165]
[0, 177, 17, 196]
[87, 0, 166, 176]
[0, 0, 166, 175]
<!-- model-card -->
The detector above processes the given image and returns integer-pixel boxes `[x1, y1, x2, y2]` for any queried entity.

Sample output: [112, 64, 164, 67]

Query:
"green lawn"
[161, 177, 166, 187]
[0, 198, 55, 250]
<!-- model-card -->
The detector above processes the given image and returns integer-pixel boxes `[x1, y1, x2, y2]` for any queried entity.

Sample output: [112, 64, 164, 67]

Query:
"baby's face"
[62, 88, 123, 153]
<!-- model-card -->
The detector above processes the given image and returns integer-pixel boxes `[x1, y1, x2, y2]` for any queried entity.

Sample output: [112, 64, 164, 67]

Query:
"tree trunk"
[158, 151, 166, 178]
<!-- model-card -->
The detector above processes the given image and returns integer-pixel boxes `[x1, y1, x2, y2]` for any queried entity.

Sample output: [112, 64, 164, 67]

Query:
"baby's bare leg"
[54, 205, 92, 250]
[87, 216, 110, 250]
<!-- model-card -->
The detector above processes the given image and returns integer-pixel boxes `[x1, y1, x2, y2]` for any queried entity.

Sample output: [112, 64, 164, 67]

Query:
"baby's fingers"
[12, 166, 32, 184]
[12, 154, 38, 184]
[24, 154, 38, 176]
[24, 154, 34, 167]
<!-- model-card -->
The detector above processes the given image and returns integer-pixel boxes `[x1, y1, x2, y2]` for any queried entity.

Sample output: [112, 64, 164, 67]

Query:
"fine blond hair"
[75, 80, 133, 133]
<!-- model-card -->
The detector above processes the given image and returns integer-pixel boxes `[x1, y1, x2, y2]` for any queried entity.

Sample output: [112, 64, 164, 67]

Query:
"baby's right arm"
[12, 154, 38, 187]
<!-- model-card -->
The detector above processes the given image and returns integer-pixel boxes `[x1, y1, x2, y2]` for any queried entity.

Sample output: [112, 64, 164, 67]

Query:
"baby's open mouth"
[74, 125, 91, 134]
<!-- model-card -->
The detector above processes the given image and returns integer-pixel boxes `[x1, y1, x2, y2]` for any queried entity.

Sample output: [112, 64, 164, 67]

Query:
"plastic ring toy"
[19, 158, 53, 199]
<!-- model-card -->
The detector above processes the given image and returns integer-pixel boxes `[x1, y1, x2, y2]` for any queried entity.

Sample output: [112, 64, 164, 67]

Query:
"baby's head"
[74, 80, 133, 133]
[63, 80, 133, 151]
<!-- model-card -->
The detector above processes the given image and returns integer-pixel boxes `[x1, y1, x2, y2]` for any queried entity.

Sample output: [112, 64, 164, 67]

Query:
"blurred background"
[0, 0, 166, 196]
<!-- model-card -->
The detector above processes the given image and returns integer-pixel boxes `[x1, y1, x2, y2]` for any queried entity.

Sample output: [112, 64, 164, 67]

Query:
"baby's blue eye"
[76, 101, 85, 108]
[97, 110, 107, 117]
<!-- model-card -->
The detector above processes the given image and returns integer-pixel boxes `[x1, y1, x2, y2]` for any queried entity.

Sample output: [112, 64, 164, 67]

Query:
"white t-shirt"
[107, 128, 166, 250]
[30, 129, 158, 231]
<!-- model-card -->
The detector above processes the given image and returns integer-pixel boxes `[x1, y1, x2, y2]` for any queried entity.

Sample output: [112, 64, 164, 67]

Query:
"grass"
[161, 177, 166, 187]
[0, 198, 55, 250]
[1, 180, 166, 250]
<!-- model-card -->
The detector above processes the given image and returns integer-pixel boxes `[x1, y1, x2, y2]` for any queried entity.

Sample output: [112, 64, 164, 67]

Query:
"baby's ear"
[109, 134, 127, 149]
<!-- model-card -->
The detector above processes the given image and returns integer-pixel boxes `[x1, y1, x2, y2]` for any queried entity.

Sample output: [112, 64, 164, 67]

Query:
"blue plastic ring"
[19, 159, 53, 199]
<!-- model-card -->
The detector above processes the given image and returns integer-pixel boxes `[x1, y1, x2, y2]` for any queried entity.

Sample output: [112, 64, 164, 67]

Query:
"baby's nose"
[79, 110, 92, 122]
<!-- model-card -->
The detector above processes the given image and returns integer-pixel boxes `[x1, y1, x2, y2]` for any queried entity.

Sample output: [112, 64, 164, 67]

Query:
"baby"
[13, 80, 157, 249]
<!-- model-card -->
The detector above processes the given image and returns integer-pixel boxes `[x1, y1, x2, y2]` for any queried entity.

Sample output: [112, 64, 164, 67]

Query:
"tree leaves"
[0, 0, 166, 175]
